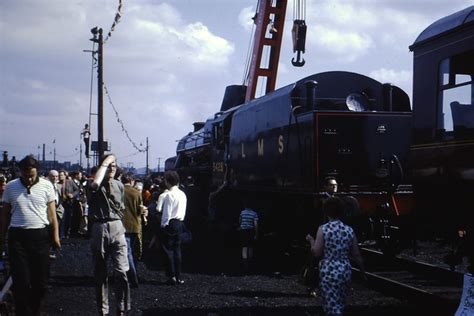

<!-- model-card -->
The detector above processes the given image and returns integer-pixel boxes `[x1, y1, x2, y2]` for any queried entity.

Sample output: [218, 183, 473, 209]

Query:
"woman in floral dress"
[306, 197, 365, 315]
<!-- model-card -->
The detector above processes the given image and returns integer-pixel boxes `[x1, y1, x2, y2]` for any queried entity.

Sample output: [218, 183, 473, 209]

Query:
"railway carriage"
[408, 6, 474, 263]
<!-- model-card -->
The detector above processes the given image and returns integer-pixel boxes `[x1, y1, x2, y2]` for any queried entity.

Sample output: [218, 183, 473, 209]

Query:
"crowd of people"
[0, 154, 367, 316]
[0, 154, 190, 316]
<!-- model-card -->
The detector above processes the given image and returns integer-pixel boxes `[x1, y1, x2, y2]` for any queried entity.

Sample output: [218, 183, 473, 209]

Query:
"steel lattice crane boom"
[245, 0, 307, 102]
[245, 0, 288, 102]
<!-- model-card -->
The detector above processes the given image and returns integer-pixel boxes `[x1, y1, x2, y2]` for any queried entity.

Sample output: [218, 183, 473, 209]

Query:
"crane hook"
[291, 51, 305, 67]
[291, 19, 307, 67]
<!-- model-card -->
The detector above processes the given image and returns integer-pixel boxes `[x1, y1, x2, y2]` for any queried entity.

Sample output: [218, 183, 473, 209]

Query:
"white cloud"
[369, 68, 412, 87]
[311, 25, 373, 62]
[161, 101, 189, 123]
[27, 79, 48, 91]
[172, 22, 234, 66]
[238, 6, 255, 32]
[317, 1, 378, 29]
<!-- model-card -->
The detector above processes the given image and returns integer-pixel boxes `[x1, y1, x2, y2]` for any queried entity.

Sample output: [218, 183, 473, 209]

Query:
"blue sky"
[0, 0, 471, 170]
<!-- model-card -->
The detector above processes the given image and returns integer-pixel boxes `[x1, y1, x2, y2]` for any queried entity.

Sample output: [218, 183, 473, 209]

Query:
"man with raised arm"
[88, 154, 130, 316]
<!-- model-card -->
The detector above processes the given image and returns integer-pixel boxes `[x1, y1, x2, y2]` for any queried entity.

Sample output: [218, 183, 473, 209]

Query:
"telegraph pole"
[79, 142, 83, 168]
[90, 27, 104, 159]
[97, 28, 104, 159]
[146, 137, 149, 175]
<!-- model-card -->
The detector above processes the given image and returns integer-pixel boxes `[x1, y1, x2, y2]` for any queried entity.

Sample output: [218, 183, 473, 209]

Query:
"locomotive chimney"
[220, 85, 247, 112]
[305, 80, 318, 109]
[192, 122, 205, 132]
[2, 151, 8, 167]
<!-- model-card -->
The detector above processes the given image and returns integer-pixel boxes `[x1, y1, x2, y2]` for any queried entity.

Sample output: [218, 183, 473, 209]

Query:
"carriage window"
[456, 74, 471, 85]
[439, 51, 474, 133]
[443, 86, 474, 132]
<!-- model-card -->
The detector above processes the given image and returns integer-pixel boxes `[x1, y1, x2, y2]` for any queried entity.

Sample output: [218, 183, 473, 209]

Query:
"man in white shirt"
[1, 155, 60, 316]
[160, 171, 187, 285]
[48, 170, 64, 228]
[81, 123, 91, 158]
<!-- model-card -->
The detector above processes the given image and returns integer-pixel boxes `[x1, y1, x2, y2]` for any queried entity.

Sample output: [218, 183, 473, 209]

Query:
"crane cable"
[293, 0, 306, 20]
[291, 0, 307, 67]
[242, 1, 260, 86]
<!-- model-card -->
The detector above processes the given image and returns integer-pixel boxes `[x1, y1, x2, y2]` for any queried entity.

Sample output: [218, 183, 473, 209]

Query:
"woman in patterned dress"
[306, 197, 366, 315]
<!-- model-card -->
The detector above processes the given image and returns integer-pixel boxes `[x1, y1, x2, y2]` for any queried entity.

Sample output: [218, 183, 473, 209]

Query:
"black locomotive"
[171, 6, 474, 263]
[174, 71, 412, 249]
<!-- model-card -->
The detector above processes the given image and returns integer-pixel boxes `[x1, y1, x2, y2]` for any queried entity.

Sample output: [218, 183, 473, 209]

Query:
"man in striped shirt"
[1, 155, 60, 316]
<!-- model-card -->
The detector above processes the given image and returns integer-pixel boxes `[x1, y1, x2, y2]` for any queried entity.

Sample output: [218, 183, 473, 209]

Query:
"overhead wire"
[118, 151, 143, 160]
[104, 0, 123, 44]
[103, 83, 146, 153]
[87, 0, 147, 159]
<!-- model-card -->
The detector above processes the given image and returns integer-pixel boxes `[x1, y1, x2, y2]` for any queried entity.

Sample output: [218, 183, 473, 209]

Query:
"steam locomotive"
[174, 71, 413, 246]
[171, 6, 474, 259]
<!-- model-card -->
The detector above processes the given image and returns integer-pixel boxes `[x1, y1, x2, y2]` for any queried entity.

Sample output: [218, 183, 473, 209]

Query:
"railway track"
[354, 247, 463, 314]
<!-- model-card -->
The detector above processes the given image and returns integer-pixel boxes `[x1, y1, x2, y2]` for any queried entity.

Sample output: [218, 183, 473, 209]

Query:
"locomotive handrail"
[389, 154, 404, 192]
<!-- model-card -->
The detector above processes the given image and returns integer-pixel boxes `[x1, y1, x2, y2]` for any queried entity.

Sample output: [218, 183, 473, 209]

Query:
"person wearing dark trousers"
[62, 171, 81, 238]
[81, 123, 91, 159]
[160, 171, 187, 285]
[0, 155, 61, 316]
[121, 174, 146, 288]
[239, 199, 259, 273]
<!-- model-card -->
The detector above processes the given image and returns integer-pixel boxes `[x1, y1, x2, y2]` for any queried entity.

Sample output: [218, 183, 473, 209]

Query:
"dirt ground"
[25, 236, 432, 316]
[0, 234, 465, 315]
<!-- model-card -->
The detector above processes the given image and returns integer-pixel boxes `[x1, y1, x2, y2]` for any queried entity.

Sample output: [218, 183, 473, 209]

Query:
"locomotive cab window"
[213, 123, 226, 149]
[439, 50, 474, 136]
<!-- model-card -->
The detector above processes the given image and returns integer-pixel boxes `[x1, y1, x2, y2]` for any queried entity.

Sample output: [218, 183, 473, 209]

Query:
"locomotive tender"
[172, 6, 474, 255]
[175, 71, 412, 243]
